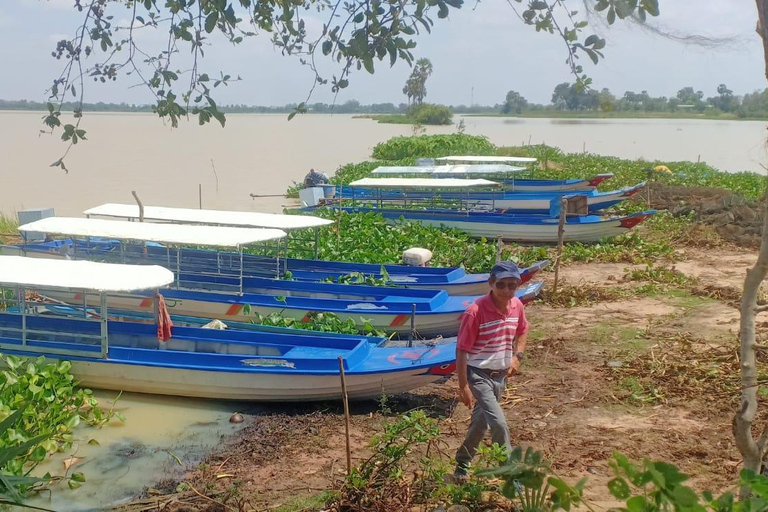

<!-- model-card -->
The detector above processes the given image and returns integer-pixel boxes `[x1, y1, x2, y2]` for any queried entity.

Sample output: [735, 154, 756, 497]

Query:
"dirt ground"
[114, 240, 768, 512]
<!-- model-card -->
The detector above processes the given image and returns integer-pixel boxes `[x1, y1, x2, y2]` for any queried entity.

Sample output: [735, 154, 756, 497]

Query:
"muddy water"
[0, 111, 766, 219]
[29, 391, 246, 511]
[1, 109, 766, 507]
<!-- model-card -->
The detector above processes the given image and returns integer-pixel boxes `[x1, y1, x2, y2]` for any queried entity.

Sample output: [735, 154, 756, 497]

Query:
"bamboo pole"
[338, 356, 352, 475]
[553, 198, 568, 294]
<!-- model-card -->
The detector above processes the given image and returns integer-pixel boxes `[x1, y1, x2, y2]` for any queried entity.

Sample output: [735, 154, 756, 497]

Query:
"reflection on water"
[29, 391, 248, 511]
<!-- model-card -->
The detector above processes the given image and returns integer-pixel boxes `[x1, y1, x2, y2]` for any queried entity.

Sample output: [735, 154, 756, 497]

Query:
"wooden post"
[496, 235, 503, 263]
[553, 198, 568, 294]
[338, 356, 352, 475]
[131, 190, 145, 222]
[131, 190, 147, 255]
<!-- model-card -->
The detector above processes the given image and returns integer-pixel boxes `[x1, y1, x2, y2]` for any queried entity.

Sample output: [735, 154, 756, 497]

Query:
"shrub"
[409, 104, 453, 125]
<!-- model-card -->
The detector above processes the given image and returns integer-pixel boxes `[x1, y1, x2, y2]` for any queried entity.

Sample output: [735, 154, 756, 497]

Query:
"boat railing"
[0, 285, 109, 359]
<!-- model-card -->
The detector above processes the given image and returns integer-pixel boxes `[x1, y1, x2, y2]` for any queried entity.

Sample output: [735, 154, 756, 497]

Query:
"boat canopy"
[0, 255, 174, 291]
[371, 164, 526, 175]
[19, 217, 287, 249]
[83, 203, 333, 231]
[435, 155, 538, 164]
[349, 178, 501, 189]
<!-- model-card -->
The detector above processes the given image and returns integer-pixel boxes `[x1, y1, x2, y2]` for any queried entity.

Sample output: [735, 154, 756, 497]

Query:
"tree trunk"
[732, 2, 768, 497]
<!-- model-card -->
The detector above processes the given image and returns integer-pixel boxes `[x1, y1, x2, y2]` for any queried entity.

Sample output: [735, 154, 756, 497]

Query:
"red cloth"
[457, 293, 528, 370]
[156, 293, 174, 342]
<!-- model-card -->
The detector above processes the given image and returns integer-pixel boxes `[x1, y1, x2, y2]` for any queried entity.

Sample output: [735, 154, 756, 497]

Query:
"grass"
[271, 491, 336, 512]
[0, 212, 18, 243]
[587, 322, 648, 352]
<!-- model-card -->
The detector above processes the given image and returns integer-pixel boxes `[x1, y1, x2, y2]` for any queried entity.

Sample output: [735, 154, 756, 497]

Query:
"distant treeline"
[0, 98, 497, 114]
[500, 84, 768, 119]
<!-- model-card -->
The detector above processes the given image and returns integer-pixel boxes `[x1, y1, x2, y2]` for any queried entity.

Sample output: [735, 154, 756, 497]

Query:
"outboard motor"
[303, 168, 330, 188]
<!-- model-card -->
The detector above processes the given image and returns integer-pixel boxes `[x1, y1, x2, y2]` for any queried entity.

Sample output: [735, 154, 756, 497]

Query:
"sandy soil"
[117, 243, 764, 512]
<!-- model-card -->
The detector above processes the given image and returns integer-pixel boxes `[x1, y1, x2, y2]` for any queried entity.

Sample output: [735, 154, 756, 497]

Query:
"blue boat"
[337, 182, 645, 215]
[13, 238, 549, 297]
[76, 203, 506, 295]
[302, 206, 656, 243]
[0, 256, 457, 401]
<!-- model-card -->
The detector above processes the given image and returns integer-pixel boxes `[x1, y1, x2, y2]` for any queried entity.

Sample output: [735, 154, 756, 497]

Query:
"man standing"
[454, 261, 529, 480]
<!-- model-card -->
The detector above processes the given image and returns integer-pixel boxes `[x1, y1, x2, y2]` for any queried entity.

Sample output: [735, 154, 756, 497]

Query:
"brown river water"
[1, 110, 767, 509]
[0, 111, 766, 219]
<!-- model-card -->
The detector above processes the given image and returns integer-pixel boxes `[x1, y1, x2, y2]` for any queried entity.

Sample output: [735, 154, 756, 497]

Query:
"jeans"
[456, 365, 511, 465]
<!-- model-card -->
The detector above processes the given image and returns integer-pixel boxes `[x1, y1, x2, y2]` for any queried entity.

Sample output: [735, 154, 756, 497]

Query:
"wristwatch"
[514, 352, 525, 361]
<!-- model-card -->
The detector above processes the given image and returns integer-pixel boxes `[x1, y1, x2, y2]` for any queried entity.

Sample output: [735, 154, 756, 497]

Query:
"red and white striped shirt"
[457, 293, 529, 371]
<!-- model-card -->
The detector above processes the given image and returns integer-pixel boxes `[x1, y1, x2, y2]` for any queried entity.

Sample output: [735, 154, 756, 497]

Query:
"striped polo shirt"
[457, 293, 529, 371]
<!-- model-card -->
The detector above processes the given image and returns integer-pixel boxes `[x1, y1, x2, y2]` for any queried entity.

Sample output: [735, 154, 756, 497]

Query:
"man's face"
[490, 277, 520, 299]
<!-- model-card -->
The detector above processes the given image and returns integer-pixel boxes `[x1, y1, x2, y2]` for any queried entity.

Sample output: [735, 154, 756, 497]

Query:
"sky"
[0, 0, 765, 107]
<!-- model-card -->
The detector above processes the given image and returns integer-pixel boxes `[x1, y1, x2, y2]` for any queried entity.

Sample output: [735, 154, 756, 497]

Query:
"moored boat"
[0, 256, 457, 401]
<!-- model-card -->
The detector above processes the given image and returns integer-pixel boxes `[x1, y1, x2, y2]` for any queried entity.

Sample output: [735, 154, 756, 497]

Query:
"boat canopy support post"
[239, 249, 244, 295]
[18, 286, 26, 347]
[408, 303, 416, 347]
[313, 227, 319, 260]
[100, 292, 109, 358]
[176, 246, 182, 290]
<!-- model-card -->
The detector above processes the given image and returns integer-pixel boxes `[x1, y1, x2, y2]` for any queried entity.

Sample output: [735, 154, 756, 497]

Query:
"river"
[1, 111, 767, 509]
[0, 112, 766, 219]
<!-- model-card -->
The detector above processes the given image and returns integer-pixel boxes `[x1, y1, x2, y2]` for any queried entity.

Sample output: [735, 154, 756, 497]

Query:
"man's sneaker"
[453, 462, 470, 483]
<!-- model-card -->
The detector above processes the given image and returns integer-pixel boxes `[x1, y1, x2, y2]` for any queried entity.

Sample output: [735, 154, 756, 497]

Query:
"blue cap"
[490, 261, 521, 281]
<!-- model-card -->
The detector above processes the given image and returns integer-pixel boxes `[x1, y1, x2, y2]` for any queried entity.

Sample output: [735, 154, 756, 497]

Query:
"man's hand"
[459, 384, 474, 409]
[507, 357, 521, 378]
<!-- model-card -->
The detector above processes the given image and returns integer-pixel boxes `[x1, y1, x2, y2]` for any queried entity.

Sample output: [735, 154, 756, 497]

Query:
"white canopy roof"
[19, 217, 286, 249]
[371, 164, 526, 175]
[435, 155, 538, 164]
[0, 255, 174, 292]
[349, 178, 500, 189]
[83, 203, 333, 231]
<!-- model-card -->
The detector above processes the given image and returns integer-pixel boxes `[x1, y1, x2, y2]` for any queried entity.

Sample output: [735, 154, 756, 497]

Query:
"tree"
[709, 83, 735, 112]
[403, 58, 434, 106]
[501, 90, 529, 114]
[733, 1, 768, 493]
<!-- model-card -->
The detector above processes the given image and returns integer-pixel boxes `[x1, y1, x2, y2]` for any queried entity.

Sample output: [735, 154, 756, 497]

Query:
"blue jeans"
[456, 365, 511, 465]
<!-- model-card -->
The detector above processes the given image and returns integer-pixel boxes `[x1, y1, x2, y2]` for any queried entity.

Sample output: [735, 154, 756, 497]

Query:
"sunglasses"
[493, 281, 520, 290]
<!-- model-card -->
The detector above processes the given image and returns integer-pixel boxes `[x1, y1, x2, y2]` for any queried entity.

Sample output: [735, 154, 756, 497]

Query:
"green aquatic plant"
[243, 306, 386, 337]
[371, 134, 496, 161]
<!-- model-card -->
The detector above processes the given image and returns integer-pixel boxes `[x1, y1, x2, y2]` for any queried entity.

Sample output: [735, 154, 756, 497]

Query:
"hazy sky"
[0, 0, 765, 107]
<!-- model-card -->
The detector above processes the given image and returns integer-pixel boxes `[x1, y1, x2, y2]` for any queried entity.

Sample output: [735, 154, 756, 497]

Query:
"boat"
[368, 163, 614, 192]
[14, 238, 549, 297]
[340, 178, 644, 215]
[0, 256, 457, 401]
[79, 203, 500, 295]
[304, 205, 656, 243]
[13, 217, 545, 336]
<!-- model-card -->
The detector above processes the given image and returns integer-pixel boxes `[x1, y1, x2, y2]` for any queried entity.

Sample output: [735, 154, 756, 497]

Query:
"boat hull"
[317, 208, 656, 243]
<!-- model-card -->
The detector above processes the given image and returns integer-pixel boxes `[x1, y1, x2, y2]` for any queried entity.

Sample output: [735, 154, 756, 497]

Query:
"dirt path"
[117, 245, 762, 512]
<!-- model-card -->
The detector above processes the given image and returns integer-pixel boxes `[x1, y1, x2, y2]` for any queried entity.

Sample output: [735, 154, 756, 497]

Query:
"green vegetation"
[370, 134, 496, 161]
[372, 104, 453, 125]
[0, 353, 120, 501]
[326, 411, 764, 512]
[243, 307, 386, 337]
[0, 213, 18, 244]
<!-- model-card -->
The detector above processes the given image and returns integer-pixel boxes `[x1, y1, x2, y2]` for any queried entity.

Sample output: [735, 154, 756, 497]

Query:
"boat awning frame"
[83, 203, 333, 231]
[371, 164, 527, 175]
[435, 155, 538, 164]
[19, 217, 287, 250]
[349, 178, 501, 189]
[0, 255, 174, 292]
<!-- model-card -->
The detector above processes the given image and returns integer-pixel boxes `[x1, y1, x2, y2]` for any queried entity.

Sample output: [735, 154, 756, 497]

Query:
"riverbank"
[465, 111, 756, 121]
[115, 230, 758, 512]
